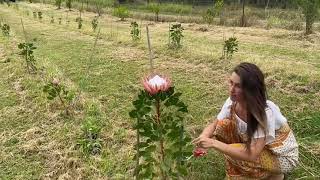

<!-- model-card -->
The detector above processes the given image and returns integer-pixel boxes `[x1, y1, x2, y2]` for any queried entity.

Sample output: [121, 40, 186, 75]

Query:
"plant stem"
[156, 98, 166, 180]
[135, 117, 140, 180]
[56, 87, 68, 115]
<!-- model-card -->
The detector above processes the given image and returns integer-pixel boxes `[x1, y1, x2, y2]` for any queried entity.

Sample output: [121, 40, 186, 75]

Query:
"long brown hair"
[233, 62, 268, 150]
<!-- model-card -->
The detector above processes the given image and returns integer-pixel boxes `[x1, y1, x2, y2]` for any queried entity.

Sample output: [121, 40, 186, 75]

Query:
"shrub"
[91, 16, 98, 32]
[37, 12, 43, 20]
[43, 78, 76, 115]
[113, 6, 129, 21]
[18, 42, 37, 73]
[77, 116, 102, 155]
[130, 21, 140, 41]
[66, 0, 72, 11]
[55, 0, 62, 9]
[1, 23, 10, 36]
[223, 37, 238, 59]
[169, 23, 184, 48]
[130, 76, 192, 179]
[148, 3, 160, 22]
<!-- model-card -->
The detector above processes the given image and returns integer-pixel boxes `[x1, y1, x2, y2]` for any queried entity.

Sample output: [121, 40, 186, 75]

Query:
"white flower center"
[148, 75, 166, 87]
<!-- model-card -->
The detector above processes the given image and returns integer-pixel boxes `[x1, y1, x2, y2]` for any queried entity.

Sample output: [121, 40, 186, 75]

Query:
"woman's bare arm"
[193, 136, 266, 162]
[199, 120, 218, 138]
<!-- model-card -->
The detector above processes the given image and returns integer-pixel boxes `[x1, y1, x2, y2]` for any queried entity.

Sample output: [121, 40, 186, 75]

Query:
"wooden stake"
[20, 18, 27, 42]
[87, 28, 101, 74]
[146, 25, 154, 73]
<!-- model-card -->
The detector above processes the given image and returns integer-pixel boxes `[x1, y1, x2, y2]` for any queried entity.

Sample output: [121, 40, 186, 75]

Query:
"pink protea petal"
[164, 77, 171, 91]
[153, 84, 160, 94]
[143, 79, 153, 93]
[150, 86, 158, 95]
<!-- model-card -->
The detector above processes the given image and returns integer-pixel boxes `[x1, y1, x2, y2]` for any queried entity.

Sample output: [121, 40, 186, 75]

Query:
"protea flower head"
[52, 78, 60, 86]
[143, 74, 171, 95]
[193, 147, 207, 158]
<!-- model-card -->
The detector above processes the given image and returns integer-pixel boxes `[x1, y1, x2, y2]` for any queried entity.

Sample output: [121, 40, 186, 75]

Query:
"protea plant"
[130, 73, 192, 179]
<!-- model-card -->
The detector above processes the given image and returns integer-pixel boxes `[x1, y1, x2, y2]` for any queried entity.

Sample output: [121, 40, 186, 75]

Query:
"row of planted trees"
[72, 0, 320, 35]
[16, 1, 239, 59]
[12, 0, 320, 35]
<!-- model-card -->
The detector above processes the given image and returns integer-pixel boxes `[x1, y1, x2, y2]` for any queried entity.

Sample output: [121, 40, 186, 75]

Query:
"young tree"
[66, 0, 72, 11]
[148, 3, 160, 22]
[296, 0, 320, 34]
[55, 0, 62, 9]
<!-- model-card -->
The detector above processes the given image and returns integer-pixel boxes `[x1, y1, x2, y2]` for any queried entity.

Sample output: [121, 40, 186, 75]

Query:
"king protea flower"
[143, 74, 171, 95]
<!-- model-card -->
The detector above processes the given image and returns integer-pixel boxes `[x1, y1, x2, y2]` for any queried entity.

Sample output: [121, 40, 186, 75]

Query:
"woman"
[193, 62, 299, 180]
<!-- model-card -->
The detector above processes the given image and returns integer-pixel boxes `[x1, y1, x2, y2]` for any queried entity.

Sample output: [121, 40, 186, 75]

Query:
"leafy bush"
[33, 11, 37, 18]
[18, 42, 37, 73]
[113, 6, 129, 21]
[37, 12, 42, 20]
[148, 3, 160, 22]
[43, 78, 76, 115]
[55, 0, 62, 9]
[202, 9, 215, 24]
[1, 23, 10, 36]
[50, 16, 54, 23]
[78, 116, 102, 155]
[130, 21, 140, 41]
[130, 86, 192, 179]
[78, 18, 83, 29]
[77, 102, 103, 156]
[202, 0, 224, 25]
[91, 16, 98, 32]
[66, 0, 72, 11]
[223, 37, 238, 59]
[169, 23, 184, 48]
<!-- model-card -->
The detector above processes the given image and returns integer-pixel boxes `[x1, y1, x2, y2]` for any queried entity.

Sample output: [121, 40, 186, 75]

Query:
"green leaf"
[133, 99, 143, 109]
[166, 86, 175, 97]
[43, 84, 51, 92]
[140, 106, 151, 115]
[129, 110, 137, 118]
[47, 95, 55, 100]
[164, 92, 182, 106]
[65, 91, 75, 101]
[48, 91, 57, 98]
[178, 106, 188, 113]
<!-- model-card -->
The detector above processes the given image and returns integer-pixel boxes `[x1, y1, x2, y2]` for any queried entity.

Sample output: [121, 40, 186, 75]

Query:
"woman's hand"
[192, 136, 216, 149]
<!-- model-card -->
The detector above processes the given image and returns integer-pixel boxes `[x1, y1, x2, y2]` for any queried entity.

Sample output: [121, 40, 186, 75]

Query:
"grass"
[0, 2, 320, 179]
